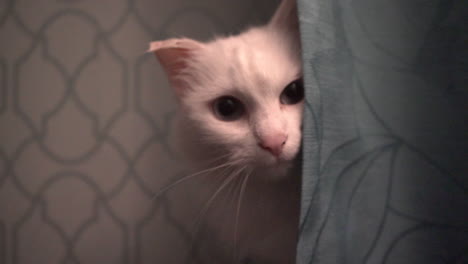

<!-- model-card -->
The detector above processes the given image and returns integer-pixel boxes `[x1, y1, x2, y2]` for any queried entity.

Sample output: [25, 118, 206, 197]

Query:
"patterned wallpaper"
[0, 0, 279, 263]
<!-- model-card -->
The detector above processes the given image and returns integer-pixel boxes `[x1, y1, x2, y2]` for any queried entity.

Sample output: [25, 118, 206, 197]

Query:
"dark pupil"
[214, 96, 243, 121]
[218, 98, 237, 116]
[280, 78, 304, 105]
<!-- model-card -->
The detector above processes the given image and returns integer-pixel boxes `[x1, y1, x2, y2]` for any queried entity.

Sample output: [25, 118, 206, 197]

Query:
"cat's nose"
[258, 133, 287, 157]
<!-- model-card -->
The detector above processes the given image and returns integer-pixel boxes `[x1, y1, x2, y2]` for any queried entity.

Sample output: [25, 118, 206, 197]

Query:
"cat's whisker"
[225, 166, 246, 204]
[151, 158, 236, 200]
[233, 168, 252, 262]
[191, 165, 245, 232]
[188, 165, 247, 259]
[198, 152, 235, 167]
[207, 151, 233, 162]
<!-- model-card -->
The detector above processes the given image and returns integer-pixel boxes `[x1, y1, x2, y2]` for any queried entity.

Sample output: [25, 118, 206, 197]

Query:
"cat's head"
[150, 0, 302, 179]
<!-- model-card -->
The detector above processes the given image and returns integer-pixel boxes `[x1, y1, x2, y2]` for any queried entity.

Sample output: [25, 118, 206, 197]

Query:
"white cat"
[150, 0, 303, 263]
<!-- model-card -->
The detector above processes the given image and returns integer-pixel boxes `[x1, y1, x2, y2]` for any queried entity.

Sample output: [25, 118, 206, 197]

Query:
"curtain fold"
[296, 0, 468, 263]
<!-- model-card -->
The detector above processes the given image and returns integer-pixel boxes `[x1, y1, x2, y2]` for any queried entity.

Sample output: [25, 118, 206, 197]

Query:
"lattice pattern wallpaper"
[0, 0, 279, 263]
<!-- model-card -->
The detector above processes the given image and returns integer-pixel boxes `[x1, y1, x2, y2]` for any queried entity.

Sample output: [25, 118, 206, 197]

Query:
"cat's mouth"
[275, 158, 295, 171]
[256, 154, 293, 169]
[251, 159, 293, 179]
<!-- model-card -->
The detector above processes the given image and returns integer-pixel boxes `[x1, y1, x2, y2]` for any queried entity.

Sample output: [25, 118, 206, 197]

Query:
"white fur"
[177, 25, 303, 179]
[151, 0, 302, 262]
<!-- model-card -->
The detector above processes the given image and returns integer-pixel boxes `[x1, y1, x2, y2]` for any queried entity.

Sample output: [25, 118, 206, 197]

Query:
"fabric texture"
[296, 0, 468, 263]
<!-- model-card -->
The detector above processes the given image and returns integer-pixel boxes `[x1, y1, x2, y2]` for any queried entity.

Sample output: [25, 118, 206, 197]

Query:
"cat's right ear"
[269, 0, 299, 34]
[148, 38, 203, 98]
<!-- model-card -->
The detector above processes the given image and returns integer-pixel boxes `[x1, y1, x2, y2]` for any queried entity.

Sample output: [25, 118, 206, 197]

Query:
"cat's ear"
[269, 0, 299, 33]
[148, 38, 203, 97]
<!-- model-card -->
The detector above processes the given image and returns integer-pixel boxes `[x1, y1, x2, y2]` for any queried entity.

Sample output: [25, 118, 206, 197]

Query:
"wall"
[0, 0, 278, 263]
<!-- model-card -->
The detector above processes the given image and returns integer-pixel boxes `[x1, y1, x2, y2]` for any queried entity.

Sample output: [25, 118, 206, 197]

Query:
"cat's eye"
[213, 96, 245, 121]
[280, 78, 304, 105]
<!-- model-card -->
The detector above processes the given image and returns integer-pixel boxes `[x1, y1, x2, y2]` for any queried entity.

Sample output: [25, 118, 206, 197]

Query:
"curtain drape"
[296, 0, 467, 263]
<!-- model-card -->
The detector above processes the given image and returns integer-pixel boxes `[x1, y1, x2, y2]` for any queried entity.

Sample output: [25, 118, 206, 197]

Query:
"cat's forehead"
[199, 28, 301, 99]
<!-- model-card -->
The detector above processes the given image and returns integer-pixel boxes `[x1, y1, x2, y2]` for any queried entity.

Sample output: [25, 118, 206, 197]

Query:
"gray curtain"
[296, 0, 468, 263]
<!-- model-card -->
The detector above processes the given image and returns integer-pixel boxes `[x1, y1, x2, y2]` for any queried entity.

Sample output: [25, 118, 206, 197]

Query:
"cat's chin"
[252, 160, 295, 181]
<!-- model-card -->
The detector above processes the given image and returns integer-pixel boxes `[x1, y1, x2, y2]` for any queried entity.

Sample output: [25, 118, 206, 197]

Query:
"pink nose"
[258, 133, 287, 157]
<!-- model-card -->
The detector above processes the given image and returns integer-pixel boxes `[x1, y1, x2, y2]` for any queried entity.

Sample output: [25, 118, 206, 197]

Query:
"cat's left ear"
[148, 38, 203, 97]
[269, 0, 299, 33]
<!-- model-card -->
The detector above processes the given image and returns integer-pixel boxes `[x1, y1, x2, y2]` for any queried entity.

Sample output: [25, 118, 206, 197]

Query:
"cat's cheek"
[284, 132, 302, 159]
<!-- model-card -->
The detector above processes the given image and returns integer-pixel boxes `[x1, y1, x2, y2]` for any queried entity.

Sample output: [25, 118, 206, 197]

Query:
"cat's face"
[151, 0, 302, 178]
